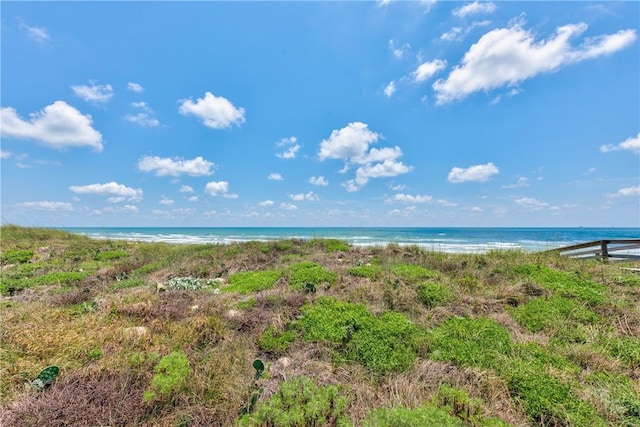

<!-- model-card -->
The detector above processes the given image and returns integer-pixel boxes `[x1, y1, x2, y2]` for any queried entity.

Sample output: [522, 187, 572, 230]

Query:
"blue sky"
[1, 1, 638, 227]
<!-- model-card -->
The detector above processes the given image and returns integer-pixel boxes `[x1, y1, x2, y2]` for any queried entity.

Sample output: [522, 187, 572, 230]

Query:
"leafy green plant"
[31, 366, 60, 391]
[258, 326, 296, 354]
[94, 250, 129, 261]
[363, 405, 464, 427]
[143, 351, 191, 402]
[165, 276, 220, 291]
[34, 271, 88, 286]
[288, 262, 336, 290]
[348, 264, 381, 279]
[225, 270, 283, 293]
[1, 249, 33, 264]
[308, 238, 350, 253]
[392, 263, 440, 283]
[417, 282, 451, 308]
[238, 376, 351, 427]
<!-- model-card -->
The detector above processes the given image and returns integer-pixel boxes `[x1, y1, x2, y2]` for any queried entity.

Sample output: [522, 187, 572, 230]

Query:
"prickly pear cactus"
[252, 359, 265, 380]
[32, 365, 59, 391]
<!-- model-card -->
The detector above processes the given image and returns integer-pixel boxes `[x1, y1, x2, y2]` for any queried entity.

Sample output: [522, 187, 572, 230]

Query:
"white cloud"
[290, 191, 320, 202]
[0, 150, 10, 159]
[384, 81, 397, 98]
[437, 199, 458, 207]
[470, 206, 483, 212]
[187, 196, 198, 202]
[205, 181, 238, 198]
[69, 181, 143, 201]
[71, 82, 114, 104]
[131, 101, 150, 111]
[388, 193, 433, 203]
[0, 102, 103, 151]
[178, 91, 245, 129]
[441, 20, 491, 42]
[412, 59, 447, 83]
[448, 163, 499, 183]
[502, 177, 530, 189]
[515, 197, 550, 211]
[127, 82, 144, 93]
[420, 0, 437, 13]
[610, 185, 640, 197]
[389, 39, 411, 59]
[18, 18, 50, 42]
[600, 133, 640, 155]
[137, 156, 215, 177]
[124, 113, 159, 127]
[102, 205, 139, 214]
[179, 185, 194, 193]
[433, 22, 637, 104]
[18, 201, 73, 211]
[388, 183, 406, 191]
[453, 1, 496, 18]
[276, 136, 301, 159]
[319, 122, 412, 191]
[268, 173, 283, 181]
[280, 203, 298, 210]
[160, 197, 174, 206]
[309, 176, 329, 186]
[259, 200, 275, 207]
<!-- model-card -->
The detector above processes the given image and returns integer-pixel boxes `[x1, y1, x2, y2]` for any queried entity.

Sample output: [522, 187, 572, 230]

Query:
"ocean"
[61, 227, 640, 254]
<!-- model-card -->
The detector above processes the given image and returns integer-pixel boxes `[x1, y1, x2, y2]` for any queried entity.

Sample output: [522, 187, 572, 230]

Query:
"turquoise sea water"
[62, 227, 639, 254]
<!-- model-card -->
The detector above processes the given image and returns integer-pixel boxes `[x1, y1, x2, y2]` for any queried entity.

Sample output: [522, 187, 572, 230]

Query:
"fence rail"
[545, 239, 640, 262]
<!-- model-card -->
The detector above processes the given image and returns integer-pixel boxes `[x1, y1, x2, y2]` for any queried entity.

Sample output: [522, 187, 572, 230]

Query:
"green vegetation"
[225, 270, 283, 293]
[1, 226, 638, 427]
[238, 376, 351, 427]
[288, 261, 337, 290]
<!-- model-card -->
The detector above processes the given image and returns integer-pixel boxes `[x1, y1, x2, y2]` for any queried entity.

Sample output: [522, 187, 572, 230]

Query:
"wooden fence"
[546, 239, 640, 262]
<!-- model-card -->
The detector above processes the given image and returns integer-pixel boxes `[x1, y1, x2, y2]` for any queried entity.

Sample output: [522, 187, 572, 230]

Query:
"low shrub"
[258, 326, 296, 354]
[288, 262, 337, 290]
[392, 263, 440, 283]
[0, 249, 33, 264]
[347, 264, 381, 279]
[225, 270, 283, 293]
[417, 282, 451, 308]
[144, 351, 192, 402]
[238, 376, 351, 427]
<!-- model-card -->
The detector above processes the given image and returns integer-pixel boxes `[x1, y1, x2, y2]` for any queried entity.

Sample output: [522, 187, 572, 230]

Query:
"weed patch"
[417, 282, 451, 308]
[94, 250, 129, 261]
[225, 270, 283, 293]
[258, 326, 296, 354]
[363, 405, 464, 427]
[1, 249, 33, 264]
[392, 263, 440, 283]
[308, 238, 351, 253]
[288, 262, 337, 290]
[348, 264, 381, 279]
[238, 376, 351, 426]
[144, 350, 192, 402]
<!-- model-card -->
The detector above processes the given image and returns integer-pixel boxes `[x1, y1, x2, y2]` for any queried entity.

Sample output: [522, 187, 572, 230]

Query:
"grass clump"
[392, 263, 440, 283]
[1, 249, 33, 264]
[225, 270, 283, 294]
[513, 264, 606, 305]
[143, 350, 192, 403]
[238, 376, 351, 427]
[417, 282, 451, 308]
[307, 238, 350, 253]
[362, 405, 464, 427]
[585, 371, 640, 423]
[509, 296, 600, 341]
[296, 297, 425, 374]
[258, 326, 296, 354]
[347, 264, 381, 279]
[288, 262, 337, 291]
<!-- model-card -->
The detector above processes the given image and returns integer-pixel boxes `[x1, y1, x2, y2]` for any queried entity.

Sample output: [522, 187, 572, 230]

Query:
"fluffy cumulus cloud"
[280, 203, 298, 210]
[610, 185, 640, 197]
[448, 163, 499, 183]
[127, 82, 144, 93]
[69, 182, 143, 202]
[388, 193, 433, 203]
[205, 181, 238, 198]
[514, 197, 551, 211]
[124, 113, 159, 127]
[290, 191, 320, 202]
[268, 173, 283, 181]
[412, 59, 447, 83]
[433, 22, 637, 104]
[178, 91, 245, 129]
[18, 201, 74, 211]
[259, 200, 275, 207]
[389, 39, 411, 59]
[179, 185, 194, 193]
[71, 82, 114, 104]
[276, 137, 300, 159]
[137, 156, 215, 177]
[452, 1, 497, 18]
[309, 176, 329, 186]
[600, 133, 640, 155]
[319, 122, 412, 191]
[0, 101, 103, 151]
